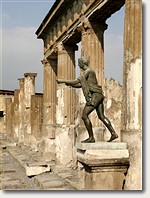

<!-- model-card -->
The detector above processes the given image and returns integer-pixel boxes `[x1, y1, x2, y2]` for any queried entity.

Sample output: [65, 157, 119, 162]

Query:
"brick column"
[24, 73, 37, 145]
[18, 78, 25, 144]
[78, 20, 107, 141]
[55, 43, 76, 167]
[121, 0, 142, 190]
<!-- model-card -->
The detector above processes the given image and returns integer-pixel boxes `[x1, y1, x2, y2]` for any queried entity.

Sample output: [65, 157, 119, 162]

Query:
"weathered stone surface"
[77, 143, 129, 190]
[121, 0, 142, 190]
[55, 126, 76, 168]
[25, 163, 51, 176]
[77, 142, 127, 151]
[104, 78, 122, 142]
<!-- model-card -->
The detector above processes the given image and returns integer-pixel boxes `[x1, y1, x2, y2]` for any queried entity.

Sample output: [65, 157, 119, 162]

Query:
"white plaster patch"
[107, 99, 112, 109]
[127, 58, 142, 129]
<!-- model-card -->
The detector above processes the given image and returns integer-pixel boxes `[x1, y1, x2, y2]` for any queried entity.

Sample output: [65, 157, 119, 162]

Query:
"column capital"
[24, 73, 37, 78]
[78, 18, 108, 34]
[41, 58, 49, 66]
[18, 78, 24, 82]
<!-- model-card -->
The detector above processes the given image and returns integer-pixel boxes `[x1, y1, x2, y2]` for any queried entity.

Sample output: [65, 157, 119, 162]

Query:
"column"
[56, 44, 76, 125]
[40, 58, 57, 160]
[24, 73, 37, 145]
[121, 0, 142, 190]
[79, 20, 107, 141]
[42, 58, 57, 138]
[55, 43, 76, 167]
[31, 94, 43, 142]
[18, 78, 25, 144]
[13, 89, 20, 141]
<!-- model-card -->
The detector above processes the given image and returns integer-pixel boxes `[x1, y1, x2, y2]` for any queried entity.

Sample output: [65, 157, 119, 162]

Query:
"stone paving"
[0, 134, 82, 190]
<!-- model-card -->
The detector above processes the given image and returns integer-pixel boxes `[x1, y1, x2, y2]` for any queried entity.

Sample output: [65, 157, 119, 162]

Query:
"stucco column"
[55, 43, 76, 167]
[121, 0, 142, 190]
[24, 73, 37, 145]
[42, 58, 57, 138]
[79, 20, 107, 141]
[18, 78, 25, 144]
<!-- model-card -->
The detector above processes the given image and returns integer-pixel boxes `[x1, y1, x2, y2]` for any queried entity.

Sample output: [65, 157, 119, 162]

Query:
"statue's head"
[78, 57, 89, 69]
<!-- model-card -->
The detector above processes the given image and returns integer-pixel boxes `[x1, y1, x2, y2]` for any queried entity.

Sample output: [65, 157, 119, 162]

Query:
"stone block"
[25, 162, 51, 176]
[77, 142, 129, 190]
[77, 141, 127, 150]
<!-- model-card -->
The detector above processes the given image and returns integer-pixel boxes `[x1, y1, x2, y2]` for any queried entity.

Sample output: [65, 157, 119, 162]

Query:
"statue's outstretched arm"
[57, 79, 80, 86]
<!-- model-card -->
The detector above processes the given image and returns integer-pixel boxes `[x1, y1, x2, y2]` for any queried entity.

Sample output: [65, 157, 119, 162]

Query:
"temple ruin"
[1, 0, 142, 190]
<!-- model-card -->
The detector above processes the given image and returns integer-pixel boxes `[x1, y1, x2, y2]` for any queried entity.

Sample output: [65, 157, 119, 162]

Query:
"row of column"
[41, 20, 106, 166]
[5, 73, 43, 147]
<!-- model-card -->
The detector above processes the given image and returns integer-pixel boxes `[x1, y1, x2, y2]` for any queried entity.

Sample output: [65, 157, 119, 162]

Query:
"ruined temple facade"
[1, 0, 142, 190]
[35, 0, 142, 190]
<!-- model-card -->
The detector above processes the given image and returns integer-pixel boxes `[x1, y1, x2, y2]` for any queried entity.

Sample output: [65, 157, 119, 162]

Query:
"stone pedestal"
[77, 142, 129, 190]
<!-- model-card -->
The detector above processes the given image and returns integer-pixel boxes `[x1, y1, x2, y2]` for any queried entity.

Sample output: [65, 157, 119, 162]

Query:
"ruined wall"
[0, 91, 14, 134]
[104, 78, 122, 142]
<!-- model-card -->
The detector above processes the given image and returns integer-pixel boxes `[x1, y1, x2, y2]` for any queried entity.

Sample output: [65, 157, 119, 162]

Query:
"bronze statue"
[57, 57, 118, 143]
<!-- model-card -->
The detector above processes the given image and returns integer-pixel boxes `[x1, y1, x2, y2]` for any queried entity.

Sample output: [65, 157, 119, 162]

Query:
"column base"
[77, 142, 129, 190]
[55, 125, 76, 168]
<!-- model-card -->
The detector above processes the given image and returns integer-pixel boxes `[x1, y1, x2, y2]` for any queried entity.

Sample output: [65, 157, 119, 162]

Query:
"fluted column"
[56, 44, 76, 125]
[42, 58, 57, 138]
[18, 78, 25, 144]
[24, 73, 37, 145]
[55, 43, 76, 167]
[79, 20, 107, 141]
[121, 0, 142, 190]
[81, 20, 107, 88]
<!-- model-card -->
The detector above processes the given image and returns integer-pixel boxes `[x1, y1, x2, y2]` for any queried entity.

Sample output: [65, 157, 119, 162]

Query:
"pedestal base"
[77, 142, 129, 190]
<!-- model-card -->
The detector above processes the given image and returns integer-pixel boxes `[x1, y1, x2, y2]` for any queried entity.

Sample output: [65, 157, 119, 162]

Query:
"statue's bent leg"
[96, 103, 118, 142]
[81, 104, 95, 143]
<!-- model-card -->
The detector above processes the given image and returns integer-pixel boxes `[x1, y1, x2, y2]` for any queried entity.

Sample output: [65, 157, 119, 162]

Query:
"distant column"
[24, 73, 37, 145]
[121, 0, 142, 190]
[13, 89, 20, 141]
[18, 78, 25, 144]
[5, 98, 13, 136]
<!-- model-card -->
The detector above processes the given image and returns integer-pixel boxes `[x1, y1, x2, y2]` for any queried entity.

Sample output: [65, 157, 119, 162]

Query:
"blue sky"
[1, 0, 125, 92]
